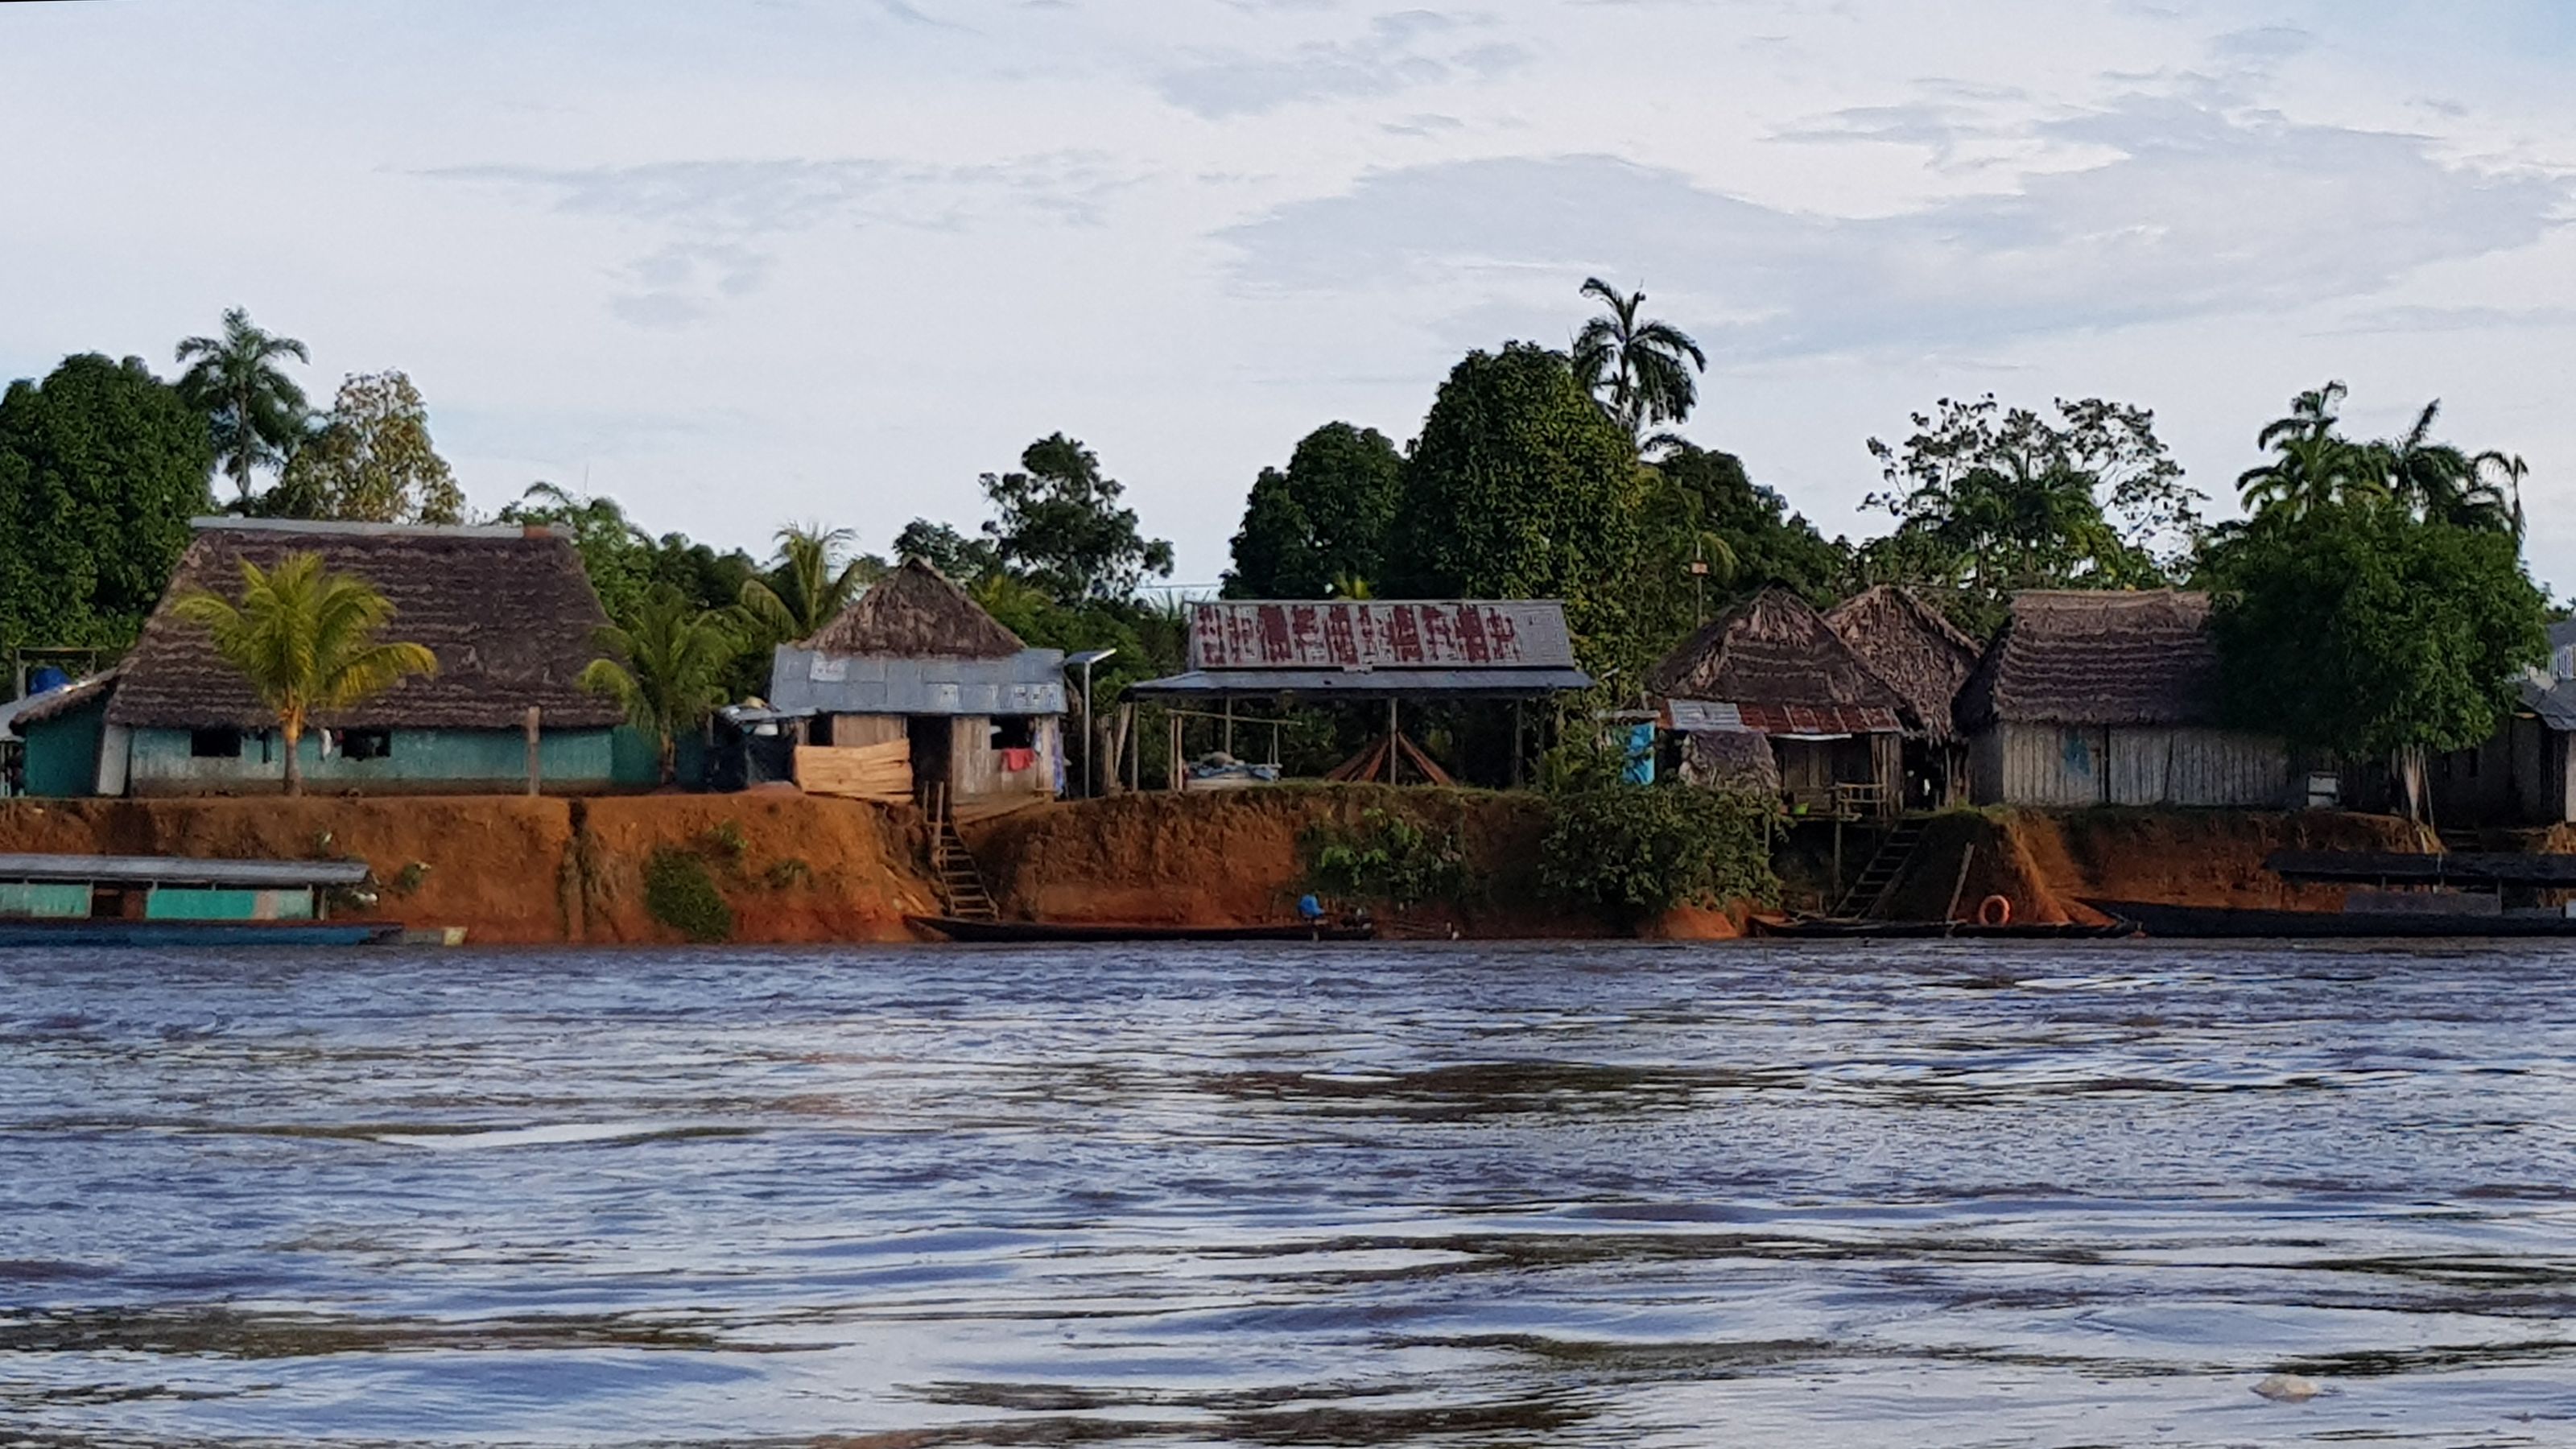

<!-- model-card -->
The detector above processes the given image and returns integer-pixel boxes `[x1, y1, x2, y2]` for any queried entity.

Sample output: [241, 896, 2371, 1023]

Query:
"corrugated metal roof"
[1125, 667, 1592, 700]
[1735, 703, 1904, 737]
[0, 854, 372, 887]
[1187, 601, 1577, 672]
[2523, 677, 2576, 733]
[1663, 699, 1748, 733]
[768, 647, 1066, 717]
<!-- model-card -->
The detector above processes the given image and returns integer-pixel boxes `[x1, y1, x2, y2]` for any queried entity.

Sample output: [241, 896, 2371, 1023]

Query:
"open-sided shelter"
[33, 519, 627, 797]
[1649, 587, 1909, 816]
[1124, 600, 1592, 786]
[1826, 585, 1983, 809]
[1954, 589, 2292, 807]
[767, 559, 1066, 815]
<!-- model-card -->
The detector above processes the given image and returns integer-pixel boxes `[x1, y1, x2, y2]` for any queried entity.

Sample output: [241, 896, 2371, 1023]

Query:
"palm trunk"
[658, 733, 677, 788]
[282, 715, 304, 798]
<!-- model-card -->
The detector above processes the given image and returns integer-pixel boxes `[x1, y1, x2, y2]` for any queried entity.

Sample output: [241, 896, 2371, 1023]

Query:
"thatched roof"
[1826, 586, 1982, 742]
[1954, 589, 2220, 729]
[107, 520, 622, 731]
[1649, 587, 1911, 722]
[801, 558, 1025, 659]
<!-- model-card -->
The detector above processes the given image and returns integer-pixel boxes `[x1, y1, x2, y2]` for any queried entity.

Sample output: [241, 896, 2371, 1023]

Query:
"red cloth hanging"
[999, 747, 1037, 773]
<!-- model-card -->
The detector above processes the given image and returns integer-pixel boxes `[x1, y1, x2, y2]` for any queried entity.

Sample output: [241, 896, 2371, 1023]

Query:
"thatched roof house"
[112, 519, 621, 733]
[1953, 589, 2220, 731]
[1954, 589, 2290, 808]
[1825, 586, 1981, 742]
[1649, 586, 1909, 734]
[799, 558, 1026, 659]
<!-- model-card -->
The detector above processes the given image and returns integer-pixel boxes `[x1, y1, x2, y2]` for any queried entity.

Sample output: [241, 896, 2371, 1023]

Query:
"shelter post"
[523, 707, 542, 797]
[1386, 699, 1398, 786]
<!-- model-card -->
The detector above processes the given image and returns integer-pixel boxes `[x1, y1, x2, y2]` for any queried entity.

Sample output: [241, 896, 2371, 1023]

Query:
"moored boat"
[2083, 898, 2576, 939]
[0, 852, 399, 947]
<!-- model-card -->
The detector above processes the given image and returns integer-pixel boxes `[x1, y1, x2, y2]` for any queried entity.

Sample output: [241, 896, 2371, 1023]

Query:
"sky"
[5, 0, 2573, 592]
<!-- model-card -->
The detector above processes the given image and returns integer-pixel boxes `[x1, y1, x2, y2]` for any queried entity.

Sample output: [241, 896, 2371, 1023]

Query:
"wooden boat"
[2084, 899, 2576, 939]
[0, 919, 406, 948]
[1748, 914, 2138, 941]
[910, 915, 1376, 943]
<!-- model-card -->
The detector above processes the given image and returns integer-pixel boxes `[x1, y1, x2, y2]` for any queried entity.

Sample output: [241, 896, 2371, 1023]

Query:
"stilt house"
[1826, 585, 1983, 810]
[767, 559, 1066, 818]
[1649, 587, 1909, 816]
[1954, 589, 2292, 807]
[18, 519, 628, 796]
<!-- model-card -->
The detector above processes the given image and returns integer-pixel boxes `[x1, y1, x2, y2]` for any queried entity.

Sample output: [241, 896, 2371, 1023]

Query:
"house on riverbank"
[1955, 589, 2293, 808]
[1827, 585, 1981, 810]
[18, 518, 631, 797]
[2425, 618, 2576, 829]
[767, 559, 1067, 817]
[1649, 587, 1910, 816]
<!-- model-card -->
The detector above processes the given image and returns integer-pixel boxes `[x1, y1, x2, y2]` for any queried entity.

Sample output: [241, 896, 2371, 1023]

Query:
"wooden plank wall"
[1976, 723, 2290, 807]
[794, 740, 912, 802]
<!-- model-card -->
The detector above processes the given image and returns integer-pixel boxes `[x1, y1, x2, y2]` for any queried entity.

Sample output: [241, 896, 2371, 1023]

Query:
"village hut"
[1953, 589, 2292, 807]
[2425, 617, 2576, 829]
[15, 518, 630, 798]
[766, 558, 1066, 817]
[1649, 587, 1909, 816]
[1826, 585, 1983, 809]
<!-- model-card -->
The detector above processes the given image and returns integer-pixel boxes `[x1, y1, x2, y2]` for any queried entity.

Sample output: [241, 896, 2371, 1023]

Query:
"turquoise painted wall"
[20, 696, 107, 798]
[609, 724, 709, 787]
[0, 882, 92, 918]
[126, 726, 616, 794]
[144, 886, 316, 922]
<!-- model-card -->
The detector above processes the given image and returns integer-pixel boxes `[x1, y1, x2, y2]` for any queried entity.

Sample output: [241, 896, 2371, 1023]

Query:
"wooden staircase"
[1834, 817, 1928, 919]
[923, 786, 999, 922]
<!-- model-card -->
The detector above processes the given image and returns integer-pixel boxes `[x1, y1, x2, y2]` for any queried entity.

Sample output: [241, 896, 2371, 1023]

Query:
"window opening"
[189, 729, 242, 759]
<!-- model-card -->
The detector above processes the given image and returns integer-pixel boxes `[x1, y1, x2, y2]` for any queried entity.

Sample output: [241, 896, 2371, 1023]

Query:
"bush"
[644, 848, 733, 942]
[1302, 807, 1474, 908]
[1538, 785, 1777, 918]
[765, 857, 811, 890]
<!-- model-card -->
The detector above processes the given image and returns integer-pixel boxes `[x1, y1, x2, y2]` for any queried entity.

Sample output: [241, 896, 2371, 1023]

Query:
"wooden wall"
[1970, 723, 2292, 808]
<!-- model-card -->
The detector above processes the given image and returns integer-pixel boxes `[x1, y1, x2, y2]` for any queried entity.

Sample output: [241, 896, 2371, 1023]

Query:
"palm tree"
[739, 524, 872, 642]
[1571, 278, 1707, 440]
[2237, 382, 2377, 520]
[170, 552, 439, 797]
[2476, 451, 2532, 539]
[2370, 399, 2506, 530]
[175, 308, 312, 502]
[580, 585, 741, 786]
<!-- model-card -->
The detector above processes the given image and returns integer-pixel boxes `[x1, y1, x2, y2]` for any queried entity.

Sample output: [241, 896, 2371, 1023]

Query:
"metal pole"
[1080, 660, 1096, 799]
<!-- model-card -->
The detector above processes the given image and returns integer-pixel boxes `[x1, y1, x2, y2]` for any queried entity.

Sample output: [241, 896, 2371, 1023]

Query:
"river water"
[1, 942, 2572, 1447]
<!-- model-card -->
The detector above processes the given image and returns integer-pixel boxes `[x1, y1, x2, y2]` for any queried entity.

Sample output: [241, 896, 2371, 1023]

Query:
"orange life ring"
[1977, 894, 2013, 927]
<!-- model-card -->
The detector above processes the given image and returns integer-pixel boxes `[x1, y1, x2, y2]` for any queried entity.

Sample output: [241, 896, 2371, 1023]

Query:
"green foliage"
[1223, 422, 1404, 599]
[765, 857, 812, 890]
[2200, 500, 2548, 758]
[266, 371, 464, 524]
[893, 518, 1000, 584]
[979, 434, 1174, 603]
[1571, 277, 1707, 440]
[1301, 807, 1474, 907]
[173, 308, 310, 502]
[0, 354, 214, 664]
[1651, 444, 1848, 605]
[2237, 382, 2523, 535]
[700, 819, 749, 866]
[390, 861, 431, 897]
[643, 848, 733, 943]
[579, 585, 744, 786]
[1537, 784, 1779, 918]
[1860, 394, 2201, 636]
[738, 524, 882, 644]
[1392, 343, 1646, 677]
[169, 551, 440, 796]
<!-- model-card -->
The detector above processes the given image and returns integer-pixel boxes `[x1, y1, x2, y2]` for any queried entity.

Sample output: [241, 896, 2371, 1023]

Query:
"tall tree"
[739, 524, 881, 642]
[1864, 394, 2198, 634]
[269, 371, 464, 524]
[169, 552, 440, 797]
[2236, 382, 2376, 521]
[1391, 343, 1645, 673]
[980, 434, 1174, 602]
[579, 584, 742, 786]
[2202, 500, 2545, 819]
[0, 354, 213, 664]
[1651, 443, 1848, 603]
[1571, 278, 1707, 440]
[1223, 422, 1403, 598]
[173, 308, 310, 503]
[893, 518, 1000, 584]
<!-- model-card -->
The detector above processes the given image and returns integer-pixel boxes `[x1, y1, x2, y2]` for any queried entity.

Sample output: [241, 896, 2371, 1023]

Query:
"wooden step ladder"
[923, 785, 999, 922]
[1834, 817, 1928, 919]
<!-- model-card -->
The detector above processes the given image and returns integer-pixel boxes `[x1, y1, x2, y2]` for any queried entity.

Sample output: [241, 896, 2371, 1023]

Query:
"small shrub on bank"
[1538, 785, 1777, 919]
[1302, 807, 1475, 908]
[644, 848, 734, 942]
[766, 857, 812, 890]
